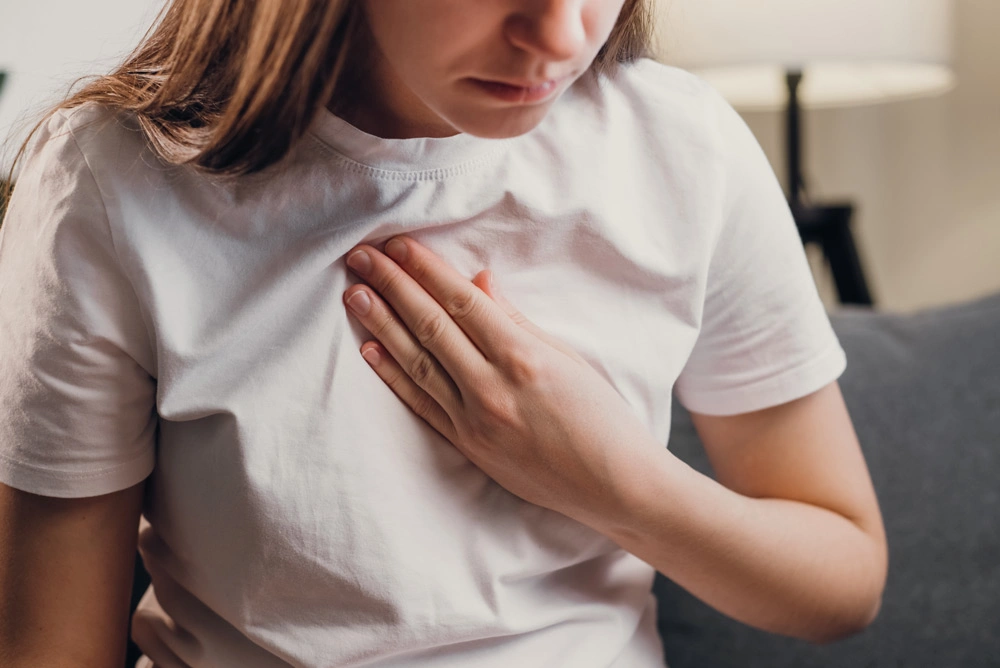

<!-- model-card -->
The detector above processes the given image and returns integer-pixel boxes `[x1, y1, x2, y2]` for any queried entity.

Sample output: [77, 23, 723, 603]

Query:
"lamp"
[655, 0, 956, 305]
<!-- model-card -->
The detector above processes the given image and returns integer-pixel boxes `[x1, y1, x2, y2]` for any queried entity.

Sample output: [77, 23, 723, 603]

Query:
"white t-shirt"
[0, 59, 846, 667]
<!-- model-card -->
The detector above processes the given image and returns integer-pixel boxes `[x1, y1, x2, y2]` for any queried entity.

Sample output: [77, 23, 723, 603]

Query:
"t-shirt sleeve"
[0, 110, 157, 497]
[673, 85, 847, 416]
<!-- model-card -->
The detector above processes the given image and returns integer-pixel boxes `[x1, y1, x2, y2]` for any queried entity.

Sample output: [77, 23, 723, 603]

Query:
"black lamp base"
[791, 201, 873, 306]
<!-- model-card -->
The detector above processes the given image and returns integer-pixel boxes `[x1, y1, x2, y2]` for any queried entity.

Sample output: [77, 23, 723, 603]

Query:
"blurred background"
[655, 0, 998, 313]
[1, 0, 996, 313]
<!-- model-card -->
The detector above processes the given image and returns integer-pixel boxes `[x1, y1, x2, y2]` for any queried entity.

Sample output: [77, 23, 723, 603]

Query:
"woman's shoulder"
[25, 102, 151, 183]
[51, 101, 141, 142]
[558, 58, 732, 159]
[574, 58, 723, 117]
[612, 58, 712, 97]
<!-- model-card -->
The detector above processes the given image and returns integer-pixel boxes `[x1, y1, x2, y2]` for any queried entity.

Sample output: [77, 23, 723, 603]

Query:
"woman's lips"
[470, 77, 564, 104]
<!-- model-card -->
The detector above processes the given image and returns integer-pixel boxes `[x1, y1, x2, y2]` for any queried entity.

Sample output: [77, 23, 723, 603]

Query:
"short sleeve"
[0, 110, 157, 497]
[673, 86, 847, 416]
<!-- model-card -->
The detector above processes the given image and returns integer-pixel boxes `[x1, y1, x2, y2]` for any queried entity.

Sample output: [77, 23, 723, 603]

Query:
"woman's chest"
[146, 198, 706, 440]
[136, 182, 710, 628]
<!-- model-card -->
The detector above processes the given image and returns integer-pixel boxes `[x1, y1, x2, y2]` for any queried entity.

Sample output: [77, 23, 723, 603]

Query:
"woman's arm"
[341, 235, 887, 643]
[606, 382, 887, 643]
[0, 481, 144, 668]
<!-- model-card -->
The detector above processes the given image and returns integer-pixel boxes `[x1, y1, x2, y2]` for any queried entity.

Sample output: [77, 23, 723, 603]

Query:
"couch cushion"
[655, 292, 1000, 667]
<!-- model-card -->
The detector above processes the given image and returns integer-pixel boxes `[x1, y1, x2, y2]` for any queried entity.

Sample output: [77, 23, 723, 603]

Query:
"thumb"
[473, 270, 587, 364]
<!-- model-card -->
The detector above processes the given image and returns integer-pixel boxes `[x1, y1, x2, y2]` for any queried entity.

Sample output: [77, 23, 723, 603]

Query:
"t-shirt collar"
[309, 108, 510, 176]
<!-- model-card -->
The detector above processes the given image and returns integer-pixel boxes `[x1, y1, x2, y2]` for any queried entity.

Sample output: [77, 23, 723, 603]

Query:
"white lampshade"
[655, 0, 956, 111]
[0, 1, 166, 172]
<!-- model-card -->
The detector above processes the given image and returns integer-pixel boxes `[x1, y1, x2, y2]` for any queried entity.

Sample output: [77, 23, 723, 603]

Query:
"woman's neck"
[327, 14, 459, 140]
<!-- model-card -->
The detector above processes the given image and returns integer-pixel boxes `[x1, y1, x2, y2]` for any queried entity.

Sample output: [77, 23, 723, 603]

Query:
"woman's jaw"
[331, 0, 624, 140]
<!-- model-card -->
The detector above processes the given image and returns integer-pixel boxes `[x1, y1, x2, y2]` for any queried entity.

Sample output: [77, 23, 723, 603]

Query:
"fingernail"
[361, 346, 380, 366]
[346, 249, 372, 275]
[385, 238, 407, 262]
[346, 290, 371, 315]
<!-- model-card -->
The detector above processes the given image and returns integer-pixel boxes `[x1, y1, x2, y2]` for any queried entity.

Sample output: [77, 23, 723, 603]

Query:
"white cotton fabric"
[0, 59, 845, 667]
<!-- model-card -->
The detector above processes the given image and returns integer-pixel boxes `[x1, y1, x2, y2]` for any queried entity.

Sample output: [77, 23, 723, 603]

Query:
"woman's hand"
[341, 236, 889, 642]
[342, 236, 661, 530]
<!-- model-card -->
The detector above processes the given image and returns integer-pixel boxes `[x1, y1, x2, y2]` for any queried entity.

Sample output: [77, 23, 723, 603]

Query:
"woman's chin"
[446, 103, 555, 139]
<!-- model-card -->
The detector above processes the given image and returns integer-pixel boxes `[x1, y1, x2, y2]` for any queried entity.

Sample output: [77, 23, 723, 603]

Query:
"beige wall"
[738, 0, 1000, 313]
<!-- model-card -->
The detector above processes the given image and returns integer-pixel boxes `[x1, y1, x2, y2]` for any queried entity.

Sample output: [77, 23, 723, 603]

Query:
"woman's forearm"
[599, 448, 887, 643]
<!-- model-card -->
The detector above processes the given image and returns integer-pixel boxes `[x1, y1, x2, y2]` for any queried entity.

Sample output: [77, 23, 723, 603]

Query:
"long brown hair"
[1, 0, 653, 215]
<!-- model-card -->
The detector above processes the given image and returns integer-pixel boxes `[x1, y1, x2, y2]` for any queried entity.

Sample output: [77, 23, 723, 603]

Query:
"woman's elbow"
[810, 542, 888, 644]
[808, 591, 883, 644]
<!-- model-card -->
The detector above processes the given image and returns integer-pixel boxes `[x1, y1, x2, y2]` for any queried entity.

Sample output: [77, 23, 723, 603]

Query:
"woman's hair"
[2, 0, 653, 209]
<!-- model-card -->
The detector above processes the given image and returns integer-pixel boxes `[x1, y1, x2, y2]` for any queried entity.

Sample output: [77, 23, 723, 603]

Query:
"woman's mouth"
[469, 77, 565, 104]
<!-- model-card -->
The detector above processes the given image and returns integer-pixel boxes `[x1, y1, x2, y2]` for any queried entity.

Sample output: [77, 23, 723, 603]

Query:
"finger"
[344, 284, 464, 414]
[473, 270, 589, 365]
[357, 341, 459, 443]
[378, 237, 529, 362]
[345, 245, 490, 389]
[473, 270, 543, 331]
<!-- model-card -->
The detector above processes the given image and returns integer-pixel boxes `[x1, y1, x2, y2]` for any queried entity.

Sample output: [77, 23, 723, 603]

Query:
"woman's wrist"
[573, 441, 691, 544]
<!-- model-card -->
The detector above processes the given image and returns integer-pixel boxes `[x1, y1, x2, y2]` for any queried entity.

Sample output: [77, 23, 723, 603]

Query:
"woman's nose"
[505, 0, 588, 61]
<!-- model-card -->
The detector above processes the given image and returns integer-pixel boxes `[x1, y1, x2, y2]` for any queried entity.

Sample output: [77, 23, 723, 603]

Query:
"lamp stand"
[785, 70, 874, 306]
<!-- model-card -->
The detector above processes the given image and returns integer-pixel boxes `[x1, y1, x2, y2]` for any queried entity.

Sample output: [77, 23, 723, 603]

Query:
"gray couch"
[655, 292, 1000, 667]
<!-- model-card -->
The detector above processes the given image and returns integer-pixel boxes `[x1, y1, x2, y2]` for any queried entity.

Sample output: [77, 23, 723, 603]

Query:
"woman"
[0, 1, 887, 666]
